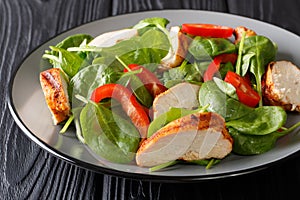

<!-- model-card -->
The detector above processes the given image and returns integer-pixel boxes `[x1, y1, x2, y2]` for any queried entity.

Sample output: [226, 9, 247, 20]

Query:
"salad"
[39, 17, 300, 171]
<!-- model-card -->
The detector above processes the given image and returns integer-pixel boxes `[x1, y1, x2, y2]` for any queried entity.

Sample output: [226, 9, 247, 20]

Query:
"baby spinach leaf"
[213, 77, 238, 100]
[133, 17, 169, 30]
[99, 29, 169, 66]
[55, 34, 94, 50]
[226, 106, 287, 135]
[188, 37, 236, 60]
[80, 102, 140, 163]
[99, 38, 141, 64]
[147, 107, 207, 138]
[162, 62, 206, 88]
[241, 36, 277, 74]
[43, 46, 84, 78]
[133, 17, 170, 36]
[70, 64, 121, 107]
[219, 62, 234, 79]
[118, 73, 153, 108]
[199, 81, 253, 121]
[238, 35, 277, 105]
[44, 34, 94, 56]
[139, 29, 169, 63]
[240, 53, 255, 76]
[228, 127, 288, 155]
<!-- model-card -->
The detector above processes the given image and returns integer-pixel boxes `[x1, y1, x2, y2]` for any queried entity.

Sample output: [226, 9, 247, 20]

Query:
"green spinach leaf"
[43, 46, 84, 78]
[188, 37, 236, 60]
[80, 102, 140, 163]
[70, 64, 121, 107]
[133, 17, 170, 36]
[228, 127, 288, 155]
[238, 35, 277, 105]
[147, 107, 207, 138]
[199, 81, 253, 121]
[99, 29, 169, 67]
[226, 106, 287, 135]
[118, 73, 153, 108]
[162, 62, 206, 88]
[55, 34, 94, 50]
[213, 77, 238, 100]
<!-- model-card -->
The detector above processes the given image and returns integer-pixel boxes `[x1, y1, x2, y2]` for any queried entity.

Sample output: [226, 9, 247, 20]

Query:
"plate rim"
[7, 9, 300, 182]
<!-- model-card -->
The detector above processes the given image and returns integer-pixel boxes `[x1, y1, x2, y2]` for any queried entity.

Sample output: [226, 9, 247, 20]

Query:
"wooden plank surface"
[1, 0, 300, 199]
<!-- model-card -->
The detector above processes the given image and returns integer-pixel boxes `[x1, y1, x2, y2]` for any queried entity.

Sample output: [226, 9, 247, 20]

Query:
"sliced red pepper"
[224, 71, 260, 107]
[90, 83, 150, 139]
[125, 64, 167, 97]
[181, 24, 234, 38]
[203, 53, 237, 81]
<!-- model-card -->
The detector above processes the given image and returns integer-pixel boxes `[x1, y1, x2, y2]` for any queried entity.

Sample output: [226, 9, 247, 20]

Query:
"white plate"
[8, 10, 300, 182]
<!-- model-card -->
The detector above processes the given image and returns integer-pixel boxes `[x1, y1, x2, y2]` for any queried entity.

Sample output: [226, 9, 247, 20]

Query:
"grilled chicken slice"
[152, 82, 201, 119]
[136, 112, 233, 167]
[161, 26, 190, 68]
[233, 26, 256, 44]
[40, 68, 70, 125]
[88, 29, 138, 47]
[262, 61, 300, 112]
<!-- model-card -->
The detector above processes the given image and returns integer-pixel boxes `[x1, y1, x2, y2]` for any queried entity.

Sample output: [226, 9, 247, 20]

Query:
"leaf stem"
[205, 159, 215, 169]
[59, 115, 74, 134]
[278, 121, 300, 136]
[236, 31, 246, 75]
[149, 160, 178, 172]
[115, 55, 131, 71]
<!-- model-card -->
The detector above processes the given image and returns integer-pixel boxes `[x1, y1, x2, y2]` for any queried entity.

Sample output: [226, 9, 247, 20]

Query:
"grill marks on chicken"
[40, 68, 70, 124]
[263, 61, 300, 112]
[136, 112, 233, 167]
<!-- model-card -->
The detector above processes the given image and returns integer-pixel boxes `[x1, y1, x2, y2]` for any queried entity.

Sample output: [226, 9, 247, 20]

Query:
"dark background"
[2, 0, 300, 199]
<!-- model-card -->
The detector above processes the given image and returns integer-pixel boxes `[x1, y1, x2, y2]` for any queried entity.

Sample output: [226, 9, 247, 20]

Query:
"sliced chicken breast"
[152, 82, 200, 119]
[88, 29, 138, 47]
[136, 112, 233, 167]
[40, 68, 70, 124]
[233, 26, 256, 44]
[263, 61, 300, 112]
[161, 26, 190, 68]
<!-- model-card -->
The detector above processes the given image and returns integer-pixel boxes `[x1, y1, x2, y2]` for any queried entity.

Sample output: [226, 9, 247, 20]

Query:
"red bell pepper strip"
[181, 24, 234, 38]
[203, 53, 237, 81]
[90, 83, 150, 139]
[125, 64, 167, 97]
[224, 71, 260, 107]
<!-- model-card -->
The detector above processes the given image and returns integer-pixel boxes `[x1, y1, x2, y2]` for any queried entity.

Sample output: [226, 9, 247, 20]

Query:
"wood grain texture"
[1, 0, 300, 199]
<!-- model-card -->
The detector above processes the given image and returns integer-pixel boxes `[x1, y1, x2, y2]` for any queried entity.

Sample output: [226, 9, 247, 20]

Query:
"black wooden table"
[2, 0, 300, 199]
